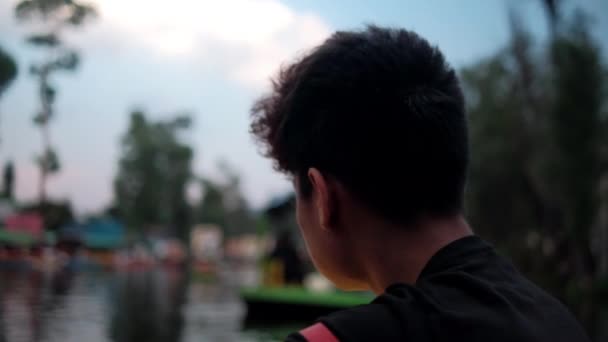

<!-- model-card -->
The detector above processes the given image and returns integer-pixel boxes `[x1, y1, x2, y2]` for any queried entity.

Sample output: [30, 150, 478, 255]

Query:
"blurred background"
[0, 0, 607, 341]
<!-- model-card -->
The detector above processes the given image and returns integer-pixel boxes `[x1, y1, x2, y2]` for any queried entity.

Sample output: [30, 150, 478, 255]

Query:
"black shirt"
[286, 235, 589, 341]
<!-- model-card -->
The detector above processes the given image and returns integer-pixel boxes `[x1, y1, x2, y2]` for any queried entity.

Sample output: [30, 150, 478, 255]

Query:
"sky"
[0, 0, 606, 215]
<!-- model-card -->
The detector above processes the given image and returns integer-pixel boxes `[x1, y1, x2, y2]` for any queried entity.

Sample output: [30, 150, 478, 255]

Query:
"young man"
[250, 26, 590, 342]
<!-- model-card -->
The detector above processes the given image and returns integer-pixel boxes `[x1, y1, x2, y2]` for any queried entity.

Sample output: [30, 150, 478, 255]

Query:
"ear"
[307, 168, 335, 231]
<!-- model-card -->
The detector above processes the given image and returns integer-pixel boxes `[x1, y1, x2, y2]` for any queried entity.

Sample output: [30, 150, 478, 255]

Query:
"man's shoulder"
[285, 292, 427, 342]
[283, 303, 399, 341]
[322, 292, 424, 341]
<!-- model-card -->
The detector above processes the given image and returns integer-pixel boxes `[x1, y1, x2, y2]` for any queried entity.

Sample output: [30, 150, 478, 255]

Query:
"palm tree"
[14, 0, 96, 203]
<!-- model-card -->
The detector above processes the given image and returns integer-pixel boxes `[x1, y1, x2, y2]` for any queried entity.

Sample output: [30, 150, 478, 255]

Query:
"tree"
[114, 110, 194, 241]
[0, 46, 17, 98]
[0, 46, 18, 146]
[14, 0, 96, 203]
[545, 11, 606, 335]
[2, 161, 15, 200]
[462, 5, 607, 339]
[21, 200, 74, 232]
[196, 179, 227, 228]
[195, 161, 256, 237]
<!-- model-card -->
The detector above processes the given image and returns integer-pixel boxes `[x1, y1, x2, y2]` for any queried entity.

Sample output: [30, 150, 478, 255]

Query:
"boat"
[81, 218, 125, 268]
[0, 212, 44, 269]
[0, 229, 36, 247]
[240, 286, 373, 323]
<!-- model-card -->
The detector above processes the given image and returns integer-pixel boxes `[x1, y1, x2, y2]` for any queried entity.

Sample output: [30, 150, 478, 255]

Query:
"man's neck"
[354, 215, 472, 294]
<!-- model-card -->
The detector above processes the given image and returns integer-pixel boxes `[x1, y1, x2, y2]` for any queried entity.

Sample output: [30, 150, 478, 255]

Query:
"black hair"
[251, 25, 468, 225]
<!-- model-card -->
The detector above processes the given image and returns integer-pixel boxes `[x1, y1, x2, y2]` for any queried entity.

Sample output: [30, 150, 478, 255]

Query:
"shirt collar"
[416, 235, 493, 281]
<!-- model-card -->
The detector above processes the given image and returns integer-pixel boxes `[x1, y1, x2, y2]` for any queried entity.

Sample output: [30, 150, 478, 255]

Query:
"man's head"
[251, 26, 468, 289]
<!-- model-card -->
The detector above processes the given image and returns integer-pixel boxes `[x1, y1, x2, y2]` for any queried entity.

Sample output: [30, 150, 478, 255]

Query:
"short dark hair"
[251, 25, 468, 225]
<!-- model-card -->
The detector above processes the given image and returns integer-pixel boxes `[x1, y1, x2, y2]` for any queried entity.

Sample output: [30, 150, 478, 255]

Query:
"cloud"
[85, 0, 331, 88]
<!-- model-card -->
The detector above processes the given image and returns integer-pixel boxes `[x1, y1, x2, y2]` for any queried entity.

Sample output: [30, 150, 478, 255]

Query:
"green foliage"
[26, 33, 60, 47]
[54, 51, 79, 70]
[36, 147, 60, 173]
[549, 12, 604, 239]
[463, 7, 607, 338]
[114, 110, 194, 239]
[0, 46, 18, 97]
[15, 0, 96, 28]
[21, 200, 74, 232]
[197, 179, 227, 227]
[195, 163, 256, 237]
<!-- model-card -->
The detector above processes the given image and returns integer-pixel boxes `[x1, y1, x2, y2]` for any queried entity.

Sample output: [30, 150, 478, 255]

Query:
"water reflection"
[109, 270, 187, 342]
[1, 269, 109, 342]
[0, 268, 297, 342]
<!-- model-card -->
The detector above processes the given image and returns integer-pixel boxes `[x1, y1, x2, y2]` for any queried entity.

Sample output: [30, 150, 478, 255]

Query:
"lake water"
[0, 267, 302, 342]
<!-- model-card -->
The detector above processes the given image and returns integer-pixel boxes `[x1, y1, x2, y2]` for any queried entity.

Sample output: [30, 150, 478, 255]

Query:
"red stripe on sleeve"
[299, 323, 339, 342]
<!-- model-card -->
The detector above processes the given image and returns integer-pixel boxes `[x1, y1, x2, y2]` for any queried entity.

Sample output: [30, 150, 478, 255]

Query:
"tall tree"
[546, 10, 605, 334]
[2, 161, 15, 200]
[0, 46, 17, 98]
[14, 0, 96, 203]
[0, 46, 18, 145]
[463, 6, 607, 339]
[114, 110, 194, 241]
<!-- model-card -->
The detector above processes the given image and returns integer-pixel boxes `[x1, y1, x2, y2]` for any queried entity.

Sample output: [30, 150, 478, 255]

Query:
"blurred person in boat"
[265, 230, 304, 286]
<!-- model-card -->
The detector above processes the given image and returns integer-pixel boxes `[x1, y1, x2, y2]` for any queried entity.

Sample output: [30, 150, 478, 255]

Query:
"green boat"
[241, 286, 373, 323]
[0, 229, 36, 247]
